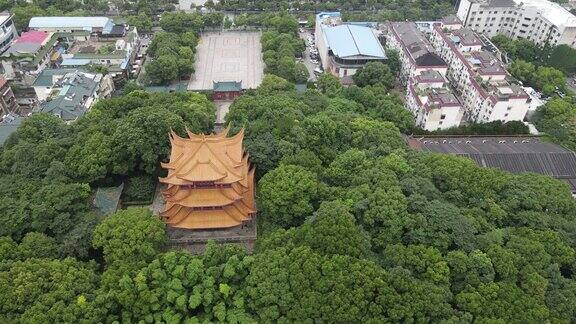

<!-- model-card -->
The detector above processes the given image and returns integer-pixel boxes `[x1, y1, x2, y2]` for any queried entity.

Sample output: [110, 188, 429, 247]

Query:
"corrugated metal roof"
[407, 136, 576, 192]
[322, 24, 386, 59]
[29, 17, 112, 29]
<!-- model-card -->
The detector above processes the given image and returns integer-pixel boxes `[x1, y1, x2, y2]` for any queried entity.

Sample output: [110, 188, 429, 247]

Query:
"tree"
[259, 165, 319, 228]
[64, 131, 113, 182]
[17, 232, 58, 259]
[97, 247, 254, 322]
[122, 80, 144, 95]
[301, 200, 370, 258]
[0, 258, 99, 323]
[455, 282, 550, 322]
[546, 44, 576, 74]
[349, 118, 406, 155]
[14, 113, 68, 144]
[159, 12, 204, 33]
[257, 74, 295, 95]
[353, 61, 395, 89]
[317, 73, 342, 97]
[127, 13, 153, 33]
[385, 49, 401, 76]
[92, 208, 166, 266]
[533, 66, 566, 96]
[509, 60, 535, 83]
[533, 97, 576, 150]
[146, 55, 179, 85]
[294, 62, 310, 83]
[109, 106, 185, 174]
[11, 5, 46, 30]
[383, 244, 450, 284]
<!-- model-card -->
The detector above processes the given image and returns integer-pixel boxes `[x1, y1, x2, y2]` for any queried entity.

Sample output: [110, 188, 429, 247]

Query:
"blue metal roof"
[322, 24, 386, 59]
[316, 12, 341, 21]
[61, 58, 91, 66]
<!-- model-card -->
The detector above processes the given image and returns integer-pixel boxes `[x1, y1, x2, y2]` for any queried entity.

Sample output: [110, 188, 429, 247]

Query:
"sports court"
[188, 31, 264, 91]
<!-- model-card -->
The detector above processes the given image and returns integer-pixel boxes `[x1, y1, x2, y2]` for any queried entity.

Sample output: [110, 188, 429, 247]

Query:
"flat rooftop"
[0, 13, 11, 25]
[452, 28, 483, 46]
[415, 70, 445, 83]
[442, 15, 462, 25]
[413, 86, 461, 108]
[188, 31, 264, 91]
[465, 50, 506, 75]
[408, 136, 576, 191]
[474, 0, 576, 28]
[516, 0, 576, 27]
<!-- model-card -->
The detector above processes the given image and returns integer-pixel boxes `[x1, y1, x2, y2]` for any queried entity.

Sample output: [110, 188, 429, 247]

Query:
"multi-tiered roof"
[159, 126, 256, 229]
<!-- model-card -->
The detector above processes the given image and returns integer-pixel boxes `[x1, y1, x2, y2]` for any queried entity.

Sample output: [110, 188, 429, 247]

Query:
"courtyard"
[188, 31, 264, 91]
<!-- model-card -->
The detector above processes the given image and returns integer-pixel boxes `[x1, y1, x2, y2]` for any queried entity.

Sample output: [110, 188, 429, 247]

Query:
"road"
[299, 30, 319, 82]
[566, 76, 576, 93]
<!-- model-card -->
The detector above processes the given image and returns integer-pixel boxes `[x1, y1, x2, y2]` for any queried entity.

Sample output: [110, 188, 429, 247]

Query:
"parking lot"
[188, 31, 264, 91]
[299, 29, 322, 81]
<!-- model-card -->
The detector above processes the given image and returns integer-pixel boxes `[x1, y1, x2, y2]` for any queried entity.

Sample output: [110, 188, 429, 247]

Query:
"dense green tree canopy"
[1, 65, 575, 323]
[352, 61, 395, 88]
[92, 208, 166, 265]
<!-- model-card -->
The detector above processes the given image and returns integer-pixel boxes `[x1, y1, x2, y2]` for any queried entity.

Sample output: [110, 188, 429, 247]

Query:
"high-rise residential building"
[457, 0, 576, 47]
[430, 22, 531, 122]
[0, 13, 18, 54]
[406, 70, 465, 131]
[385, 22, 463, 130]
[386, 22, 448, 84]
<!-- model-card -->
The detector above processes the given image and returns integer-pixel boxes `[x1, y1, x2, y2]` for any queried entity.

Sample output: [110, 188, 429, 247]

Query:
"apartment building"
[430, 23, 530, 122]
[385, 22, 463, 130]
[0, 13, 17, 54]
[0, 77, 17, 115]
[457, 0, 576, 47]
[406, 70, 464, 130]
[1, 31, 61, 84]
[386, 22, 448, 84]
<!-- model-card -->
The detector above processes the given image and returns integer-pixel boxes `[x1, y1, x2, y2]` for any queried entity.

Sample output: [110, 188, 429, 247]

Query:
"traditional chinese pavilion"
[159, 126, 256, 229]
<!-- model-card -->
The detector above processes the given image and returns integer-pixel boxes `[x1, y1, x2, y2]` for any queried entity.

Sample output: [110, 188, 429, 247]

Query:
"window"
[440, 114, 446, 120]
[504, 113, 509, 117]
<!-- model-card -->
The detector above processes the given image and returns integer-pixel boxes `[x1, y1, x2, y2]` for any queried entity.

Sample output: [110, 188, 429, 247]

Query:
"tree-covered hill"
[1, 76, 575, 322]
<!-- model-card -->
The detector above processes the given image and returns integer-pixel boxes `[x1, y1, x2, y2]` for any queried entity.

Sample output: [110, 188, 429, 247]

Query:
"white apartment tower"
[406, 70, 465, 131]
[386, 22, 464, 130]
[386, 22, 448, 84]
[0, 13, 17, 54]
[430, 23, 531, 123]
[457, 0, 576, 47]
